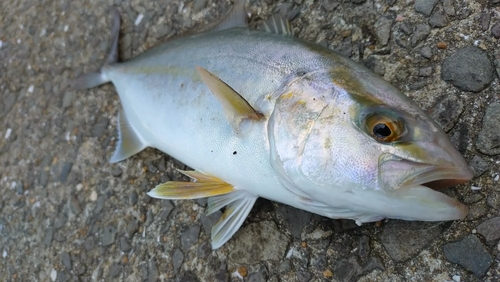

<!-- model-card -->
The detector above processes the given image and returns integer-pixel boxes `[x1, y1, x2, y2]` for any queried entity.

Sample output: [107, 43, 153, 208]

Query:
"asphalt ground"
[1, 0, 499, 281]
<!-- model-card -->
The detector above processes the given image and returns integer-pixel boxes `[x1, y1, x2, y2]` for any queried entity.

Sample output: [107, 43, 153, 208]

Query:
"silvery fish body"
[74, 4, 472, 248]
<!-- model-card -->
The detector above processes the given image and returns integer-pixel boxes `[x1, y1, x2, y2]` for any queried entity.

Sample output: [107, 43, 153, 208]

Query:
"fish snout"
[425, 134, 473, 187]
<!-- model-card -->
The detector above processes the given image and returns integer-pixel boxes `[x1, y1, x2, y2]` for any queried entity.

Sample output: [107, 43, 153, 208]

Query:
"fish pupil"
[373, 123, 391, 139]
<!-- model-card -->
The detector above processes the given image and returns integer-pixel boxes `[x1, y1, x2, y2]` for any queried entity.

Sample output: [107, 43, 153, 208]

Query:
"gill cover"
[268, 70, 341, 199]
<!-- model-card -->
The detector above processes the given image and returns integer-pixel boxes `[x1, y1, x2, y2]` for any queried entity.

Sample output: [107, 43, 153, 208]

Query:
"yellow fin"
[147, 170, 234, 200]
[196, 66, 264, 128]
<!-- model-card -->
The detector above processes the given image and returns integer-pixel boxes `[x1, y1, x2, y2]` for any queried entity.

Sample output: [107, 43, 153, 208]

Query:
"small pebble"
[419, 46, 433, 59]
[109, 262, 121, 278]
[228, 221, 289, 263]
[50, 269, 57, 281]
[192, 0, 207, 13]
[172, 249, 184, 273]
[491, 21, 500, 38]
[111, 167, 123, 177]
[277, 205, 312, 239]
[323, 269, 333, 278]
[374, 16, 393, 46]
[134, 14, 144, 26]
[469, 156, 489, 177]
[411, 24, 431, 46]
[90, 191, 98, 201]
[381, 221, 444, 262]
[321, 0, 340, 12]
[476, 103, 500, 155]
[181, 225, 200, 250]
[61, 252, 72, 270]
[436, 42, 448, 49]
[443, 0, 455, 16]
[237, 266, 248, 277]
[59, 162, 73, 183]
[419, 67, 433, 77]
[476, 217, 500, 242]
[441, 46, 494, 92]
[414, 0, 439, 16]
[429, 8, 448, 28]
[4, 128, 11, 139]
[480, 10, 491, 31]
[102, 224, 117, 246]
[442, 235, 493, 277]
[119, 237, 132, 252]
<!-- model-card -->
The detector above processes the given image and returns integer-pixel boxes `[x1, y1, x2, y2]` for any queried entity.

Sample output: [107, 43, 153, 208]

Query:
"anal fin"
[147, 171, 234, 199]
[109, 110, 147, 163]
[207, 191, 258, 249]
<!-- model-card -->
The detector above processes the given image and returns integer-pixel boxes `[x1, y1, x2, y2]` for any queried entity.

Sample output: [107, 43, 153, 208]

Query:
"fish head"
[268, 67, 472, 223]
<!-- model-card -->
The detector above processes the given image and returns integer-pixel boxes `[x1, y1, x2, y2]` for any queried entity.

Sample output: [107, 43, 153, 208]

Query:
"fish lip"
[390, 183, 470, 220]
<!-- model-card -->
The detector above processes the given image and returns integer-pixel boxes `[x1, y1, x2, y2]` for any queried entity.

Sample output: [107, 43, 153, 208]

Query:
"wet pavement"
[1, 0, 499, 281]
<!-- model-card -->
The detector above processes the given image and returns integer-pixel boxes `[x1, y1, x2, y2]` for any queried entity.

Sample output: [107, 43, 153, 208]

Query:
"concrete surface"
[1, 0, 499, 281]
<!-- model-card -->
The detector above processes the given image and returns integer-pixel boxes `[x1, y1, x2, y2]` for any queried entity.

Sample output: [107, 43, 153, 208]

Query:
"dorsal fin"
[208, 0, 248, 32]
[259, 14, 294, 36]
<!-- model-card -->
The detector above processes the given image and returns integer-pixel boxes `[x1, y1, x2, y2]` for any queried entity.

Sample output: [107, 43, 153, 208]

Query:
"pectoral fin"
[196, 66, 264, 130]
[147, 170, 234, 199]
[207, 191, 258, 249]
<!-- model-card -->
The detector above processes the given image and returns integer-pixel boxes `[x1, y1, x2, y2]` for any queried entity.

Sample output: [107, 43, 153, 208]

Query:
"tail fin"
[70, 9, 121, 90]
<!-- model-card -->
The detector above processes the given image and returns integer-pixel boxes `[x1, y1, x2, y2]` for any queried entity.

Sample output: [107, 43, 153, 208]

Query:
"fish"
[72, 1, 473, 249]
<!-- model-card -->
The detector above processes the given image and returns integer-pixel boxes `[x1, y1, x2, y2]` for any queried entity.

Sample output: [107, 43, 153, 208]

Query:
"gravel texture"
[1, 0, 499, 281]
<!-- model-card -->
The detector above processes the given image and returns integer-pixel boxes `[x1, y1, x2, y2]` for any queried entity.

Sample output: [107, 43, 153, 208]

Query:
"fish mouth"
[378, 154, 473, 221]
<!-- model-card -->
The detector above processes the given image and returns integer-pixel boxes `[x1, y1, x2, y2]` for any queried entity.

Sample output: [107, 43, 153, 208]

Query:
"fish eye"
[364, 113, 405, 143]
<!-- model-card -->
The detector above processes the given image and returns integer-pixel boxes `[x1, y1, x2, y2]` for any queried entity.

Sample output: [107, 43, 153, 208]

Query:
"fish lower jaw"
[388, 184, 469, 221]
